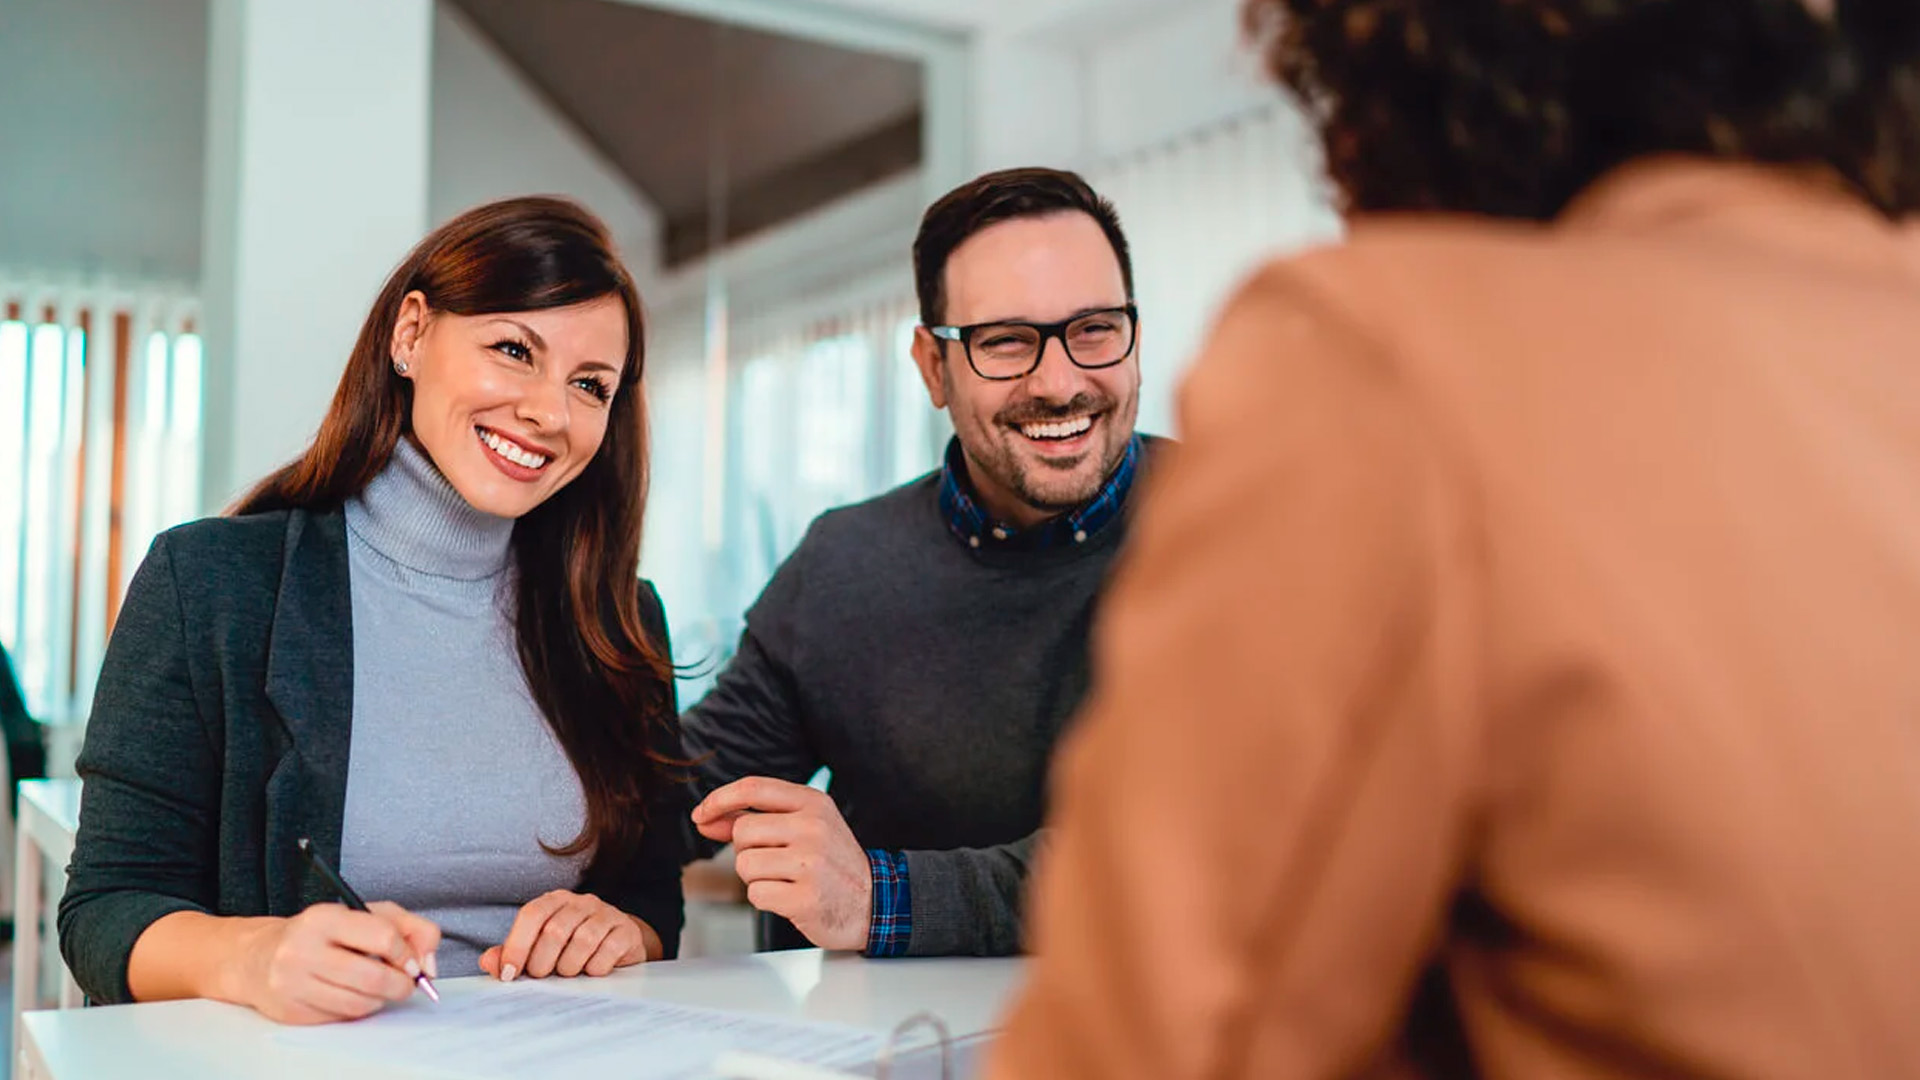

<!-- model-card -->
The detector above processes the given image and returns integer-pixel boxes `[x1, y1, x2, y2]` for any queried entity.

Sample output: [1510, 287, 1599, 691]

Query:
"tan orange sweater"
[989, 160, 1920, 1080]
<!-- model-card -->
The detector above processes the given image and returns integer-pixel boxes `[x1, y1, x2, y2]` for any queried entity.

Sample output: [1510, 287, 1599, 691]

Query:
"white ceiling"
[451, 0, 925, 264]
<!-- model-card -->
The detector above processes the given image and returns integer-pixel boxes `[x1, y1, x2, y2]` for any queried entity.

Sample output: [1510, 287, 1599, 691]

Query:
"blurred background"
[0, 0, 1336, 963]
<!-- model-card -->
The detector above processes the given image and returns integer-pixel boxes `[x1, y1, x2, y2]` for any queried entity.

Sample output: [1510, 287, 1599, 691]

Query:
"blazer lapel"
[262, 507, 355, 913]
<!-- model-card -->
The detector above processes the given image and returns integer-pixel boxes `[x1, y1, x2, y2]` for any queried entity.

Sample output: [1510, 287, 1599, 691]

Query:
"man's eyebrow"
[963, 304, 1130, 325]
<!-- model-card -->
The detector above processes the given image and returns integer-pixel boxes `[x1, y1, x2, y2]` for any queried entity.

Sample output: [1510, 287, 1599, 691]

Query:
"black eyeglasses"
[927, 304, 1138, 381]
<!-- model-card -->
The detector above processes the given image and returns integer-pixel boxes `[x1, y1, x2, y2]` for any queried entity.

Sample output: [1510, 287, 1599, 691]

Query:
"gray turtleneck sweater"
[338, 440, 590, 977]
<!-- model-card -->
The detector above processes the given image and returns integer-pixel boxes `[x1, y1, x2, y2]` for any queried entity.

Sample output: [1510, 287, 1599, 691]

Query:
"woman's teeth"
[479, 428, 551, 469]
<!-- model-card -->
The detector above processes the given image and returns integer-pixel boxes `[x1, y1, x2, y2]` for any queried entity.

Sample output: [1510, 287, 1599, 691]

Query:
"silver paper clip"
[709, 1010, 967, 1080]
[874, 1011, 954, 1080]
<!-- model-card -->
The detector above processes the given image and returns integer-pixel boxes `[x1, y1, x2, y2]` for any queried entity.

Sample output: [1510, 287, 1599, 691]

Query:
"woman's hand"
[230, 901, 440, 1025]
[478, 890, 660, 981]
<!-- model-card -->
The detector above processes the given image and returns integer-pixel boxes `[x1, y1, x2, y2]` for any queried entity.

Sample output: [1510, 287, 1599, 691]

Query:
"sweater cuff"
[863, 849, 911, 957]
[62, 893, 207, 1006]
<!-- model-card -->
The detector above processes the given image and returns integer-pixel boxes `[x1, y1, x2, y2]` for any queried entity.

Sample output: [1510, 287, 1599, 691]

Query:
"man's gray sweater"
[682, 439, 1159, 956]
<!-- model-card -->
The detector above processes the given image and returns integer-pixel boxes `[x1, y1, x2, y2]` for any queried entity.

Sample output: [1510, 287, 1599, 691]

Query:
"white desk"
[20, 950, 1022, 1079]
[11, 778, 83, 1065]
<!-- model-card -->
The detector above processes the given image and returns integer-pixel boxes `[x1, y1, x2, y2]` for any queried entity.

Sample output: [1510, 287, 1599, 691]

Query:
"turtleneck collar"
[344, 437, 515, 581]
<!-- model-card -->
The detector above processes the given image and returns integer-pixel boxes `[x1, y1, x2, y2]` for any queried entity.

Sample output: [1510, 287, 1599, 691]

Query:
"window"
[890, 317, 945, 486]
[731, 339, 798, 605]
[642, 293, 948, 664]
[125, 330, 203, 589]
[12, 323, 72, 719]
[794, 333, 876, 526]
[0, 290, 201, 724]
[0, 321, 32, 659]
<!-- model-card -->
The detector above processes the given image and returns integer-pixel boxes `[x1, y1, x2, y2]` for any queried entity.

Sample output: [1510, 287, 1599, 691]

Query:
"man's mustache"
[996, 392, 1113, 428]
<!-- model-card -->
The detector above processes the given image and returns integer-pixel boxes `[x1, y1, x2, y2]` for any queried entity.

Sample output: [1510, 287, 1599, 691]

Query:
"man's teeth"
[479, 429, 551, 469]
[1020, 416, 1094, 441]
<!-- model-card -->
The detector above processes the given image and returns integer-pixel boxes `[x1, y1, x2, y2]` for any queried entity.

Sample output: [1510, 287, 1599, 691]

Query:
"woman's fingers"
[554, 916, 618, 978]
[312, 943, 415, 1002]
[368, 900, 441, 979]
[523, 900, 595, 979]
[493, 891, 574, 981]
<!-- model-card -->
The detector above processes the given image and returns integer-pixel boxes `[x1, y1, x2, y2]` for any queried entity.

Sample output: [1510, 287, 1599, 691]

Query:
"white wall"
[0, 0, 208, 282]
[194, 1, 669, 508]
[430, 3, 666, 290]
[198, 0, 436, 507]
[963, 0, 1279, 174]
[649, 172, 924, 321]
[1084, 0, 1279, 162]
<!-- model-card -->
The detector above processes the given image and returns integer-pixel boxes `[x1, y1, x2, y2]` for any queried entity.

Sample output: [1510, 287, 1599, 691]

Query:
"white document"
[272, 984, 887, 1079]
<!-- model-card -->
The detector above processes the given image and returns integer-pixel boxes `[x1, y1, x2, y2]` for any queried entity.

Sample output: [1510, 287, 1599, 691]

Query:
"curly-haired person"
[991, 2, 1920, 1078]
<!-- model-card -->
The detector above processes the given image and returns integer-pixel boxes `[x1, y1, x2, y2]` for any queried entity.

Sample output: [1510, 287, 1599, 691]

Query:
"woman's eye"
[574, 378, 611, 402]
[492, 340, 532, 362]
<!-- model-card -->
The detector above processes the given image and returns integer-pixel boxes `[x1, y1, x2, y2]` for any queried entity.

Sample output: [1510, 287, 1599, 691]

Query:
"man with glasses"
[682, 167, 1163, 957]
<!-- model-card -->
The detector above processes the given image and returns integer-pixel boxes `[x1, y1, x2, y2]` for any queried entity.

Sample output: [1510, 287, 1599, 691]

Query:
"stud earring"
[393, 359, 410, 375]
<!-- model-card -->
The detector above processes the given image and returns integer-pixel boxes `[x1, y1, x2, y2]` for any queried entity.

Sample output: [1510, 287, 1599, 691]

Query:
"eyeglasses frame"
[926, 303, 1140, 381]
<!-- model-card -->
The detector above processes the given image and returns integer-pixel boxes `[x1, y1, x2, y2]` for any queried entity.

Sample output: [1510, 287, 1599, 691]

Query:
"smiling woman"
[392, 293, 627, 516]
[59, 196, 691, 1026]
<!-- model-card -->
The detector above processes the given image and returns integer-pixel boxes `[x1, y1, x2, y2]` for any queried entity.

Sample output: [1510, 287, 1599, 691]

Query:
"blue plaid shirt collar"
[937, 433, 1143, 551]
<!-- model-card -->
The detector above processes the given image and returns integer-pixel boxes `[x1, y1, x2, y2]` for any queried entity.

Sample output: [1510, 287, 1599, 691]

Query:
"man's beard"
[989, 390, 1124, 513]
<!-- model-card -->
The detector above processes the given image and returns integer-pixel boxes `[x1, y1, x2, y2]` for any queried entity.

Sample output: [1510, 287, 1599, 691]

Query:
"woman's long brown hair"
[234, 196, 674, 877]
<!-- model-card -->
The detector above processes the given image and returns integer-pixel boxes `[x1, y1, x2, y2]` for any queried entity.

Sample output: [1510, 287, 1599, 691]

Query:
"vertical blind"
[0, 280, 202, 726]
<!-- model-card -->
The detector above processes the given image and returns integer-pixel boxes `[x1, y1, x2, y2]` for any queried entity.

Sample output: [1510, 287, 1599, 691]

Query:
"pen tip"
[419, 977, 440, 1003]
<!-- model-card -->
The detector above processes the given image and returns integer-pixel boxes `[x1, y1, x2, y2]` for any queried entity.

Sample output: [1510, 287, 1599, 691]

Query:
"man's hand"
[691, 777, 874, 951]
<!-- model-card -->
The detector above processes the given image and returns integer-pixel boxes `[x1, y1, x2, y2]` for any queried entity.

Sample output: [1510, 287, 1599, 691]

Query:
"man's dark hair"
[912, 167, 1135, 328]
[1247, 0, 1920, 220]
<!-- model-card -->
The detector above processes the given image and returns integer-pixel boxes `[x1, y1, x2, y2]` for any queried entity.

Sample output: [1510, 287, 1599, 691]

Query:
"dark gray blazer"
[59, 506, 688, 1005]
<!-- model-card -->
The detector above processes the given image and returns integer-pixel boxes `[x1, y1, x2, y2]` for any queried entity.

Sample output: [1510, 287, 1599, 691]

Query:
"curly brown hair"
[1247, 0, 1920, 219]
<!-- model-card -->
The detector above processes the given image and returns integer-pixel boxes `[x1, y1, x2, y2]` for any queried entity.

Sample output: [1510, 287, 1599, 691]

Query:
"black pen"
[296, 837, 440, 1003]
